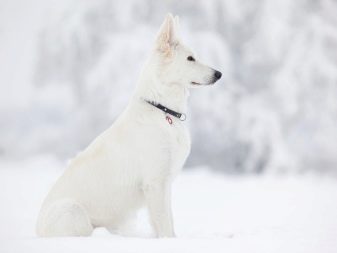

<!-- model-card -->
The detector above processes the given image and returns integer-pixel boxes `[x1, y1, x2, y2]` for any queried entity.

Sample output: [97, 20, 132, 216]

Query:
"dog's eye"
[187, 56, 195, 62]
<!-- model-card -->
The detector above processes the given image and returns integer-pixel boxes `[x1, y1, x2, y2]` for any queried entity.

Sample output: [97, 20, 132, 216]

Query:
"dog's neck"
[133, 73, 189, 114]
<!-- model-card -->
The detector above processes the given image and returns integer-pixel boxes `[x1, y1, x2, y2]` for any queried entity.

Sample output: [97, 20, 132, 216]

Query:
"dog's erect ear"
[174, 15, 180, 29]
[173, 15, 180, 37]
[156, 13, 179, 55]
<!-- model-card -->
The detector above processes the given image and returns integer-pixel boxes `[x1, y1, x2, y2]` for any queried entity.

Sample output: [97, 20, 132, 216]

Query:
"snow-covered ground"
[1, 156, 336, 253]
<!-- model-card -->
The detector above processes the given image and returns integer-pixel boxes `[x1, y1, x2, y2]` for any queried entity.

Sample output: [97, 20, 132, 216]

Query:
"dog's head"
[152, 14, 222, 88]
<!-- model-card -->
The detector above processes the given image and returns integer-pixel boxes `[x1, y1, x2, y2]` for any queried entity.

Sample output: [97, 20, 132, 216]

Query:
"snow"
[1, 156, 337, 253]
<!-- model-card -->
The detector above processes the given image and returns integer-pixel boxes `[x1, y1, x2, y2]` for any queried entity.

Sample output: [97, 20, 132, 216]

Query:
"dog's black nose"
[214, 70, 222, 80]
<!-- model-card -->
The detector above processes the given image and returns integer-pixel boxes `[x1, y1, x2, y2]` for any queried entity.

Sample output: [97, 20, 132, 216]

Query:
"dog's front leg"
[143, 181, 175, 237]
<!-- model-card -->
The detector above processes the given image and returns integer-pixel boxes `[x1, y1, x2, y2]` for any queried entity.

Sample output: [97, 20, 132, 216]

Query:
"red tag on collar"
[166, 115, 173, 125]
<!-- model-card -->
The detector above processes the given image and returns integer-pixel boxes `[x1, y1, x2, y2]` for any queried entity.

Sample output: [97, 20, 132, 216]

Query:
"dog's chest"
[164, 119, 191, 174]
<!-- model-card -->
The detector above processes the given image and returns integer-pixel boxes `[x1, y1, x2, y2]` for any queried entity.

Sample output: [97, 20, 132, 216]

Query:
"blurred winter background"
[1, 0, 337, 252]
[1, 0, 337, 175]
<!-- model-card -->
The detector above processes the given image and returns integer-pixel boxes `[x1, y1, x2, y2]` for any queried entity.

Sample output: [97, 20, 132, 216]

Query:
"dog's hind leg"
[36, 199, 93, 237]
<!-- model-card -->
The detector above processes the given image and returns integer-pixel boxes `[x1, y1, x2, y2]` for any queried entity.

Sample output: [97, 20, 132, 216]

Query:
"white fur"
[36, 13, 221, 238]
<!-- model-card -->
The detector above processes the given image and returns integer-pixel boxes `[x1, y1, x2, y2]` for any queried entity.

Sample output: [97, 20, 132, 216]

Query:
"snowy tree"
[2, 0, 337, 174]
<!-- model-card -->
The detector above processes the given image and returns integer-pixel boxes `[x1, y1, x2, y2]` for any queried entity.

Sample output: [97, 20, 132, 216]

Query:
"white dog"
[36, 13, 222, 238]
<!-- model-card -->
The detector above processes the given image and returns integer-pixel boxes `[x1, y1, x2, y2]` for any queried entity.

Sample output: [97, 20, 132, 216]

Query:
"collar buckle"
[179, 113, 187, 121]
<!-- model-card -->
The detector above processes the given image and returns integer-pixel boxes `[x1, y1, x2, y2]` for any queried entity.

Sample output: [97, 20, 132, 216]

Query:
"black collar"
[145, 100, 186, 121]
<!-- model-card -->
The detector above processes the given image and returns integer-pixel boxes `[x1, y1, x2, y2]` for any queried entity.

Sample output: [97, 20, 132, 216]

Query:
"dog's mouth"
[191, 81, 201, 86]
[191, 81, 214, 86]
